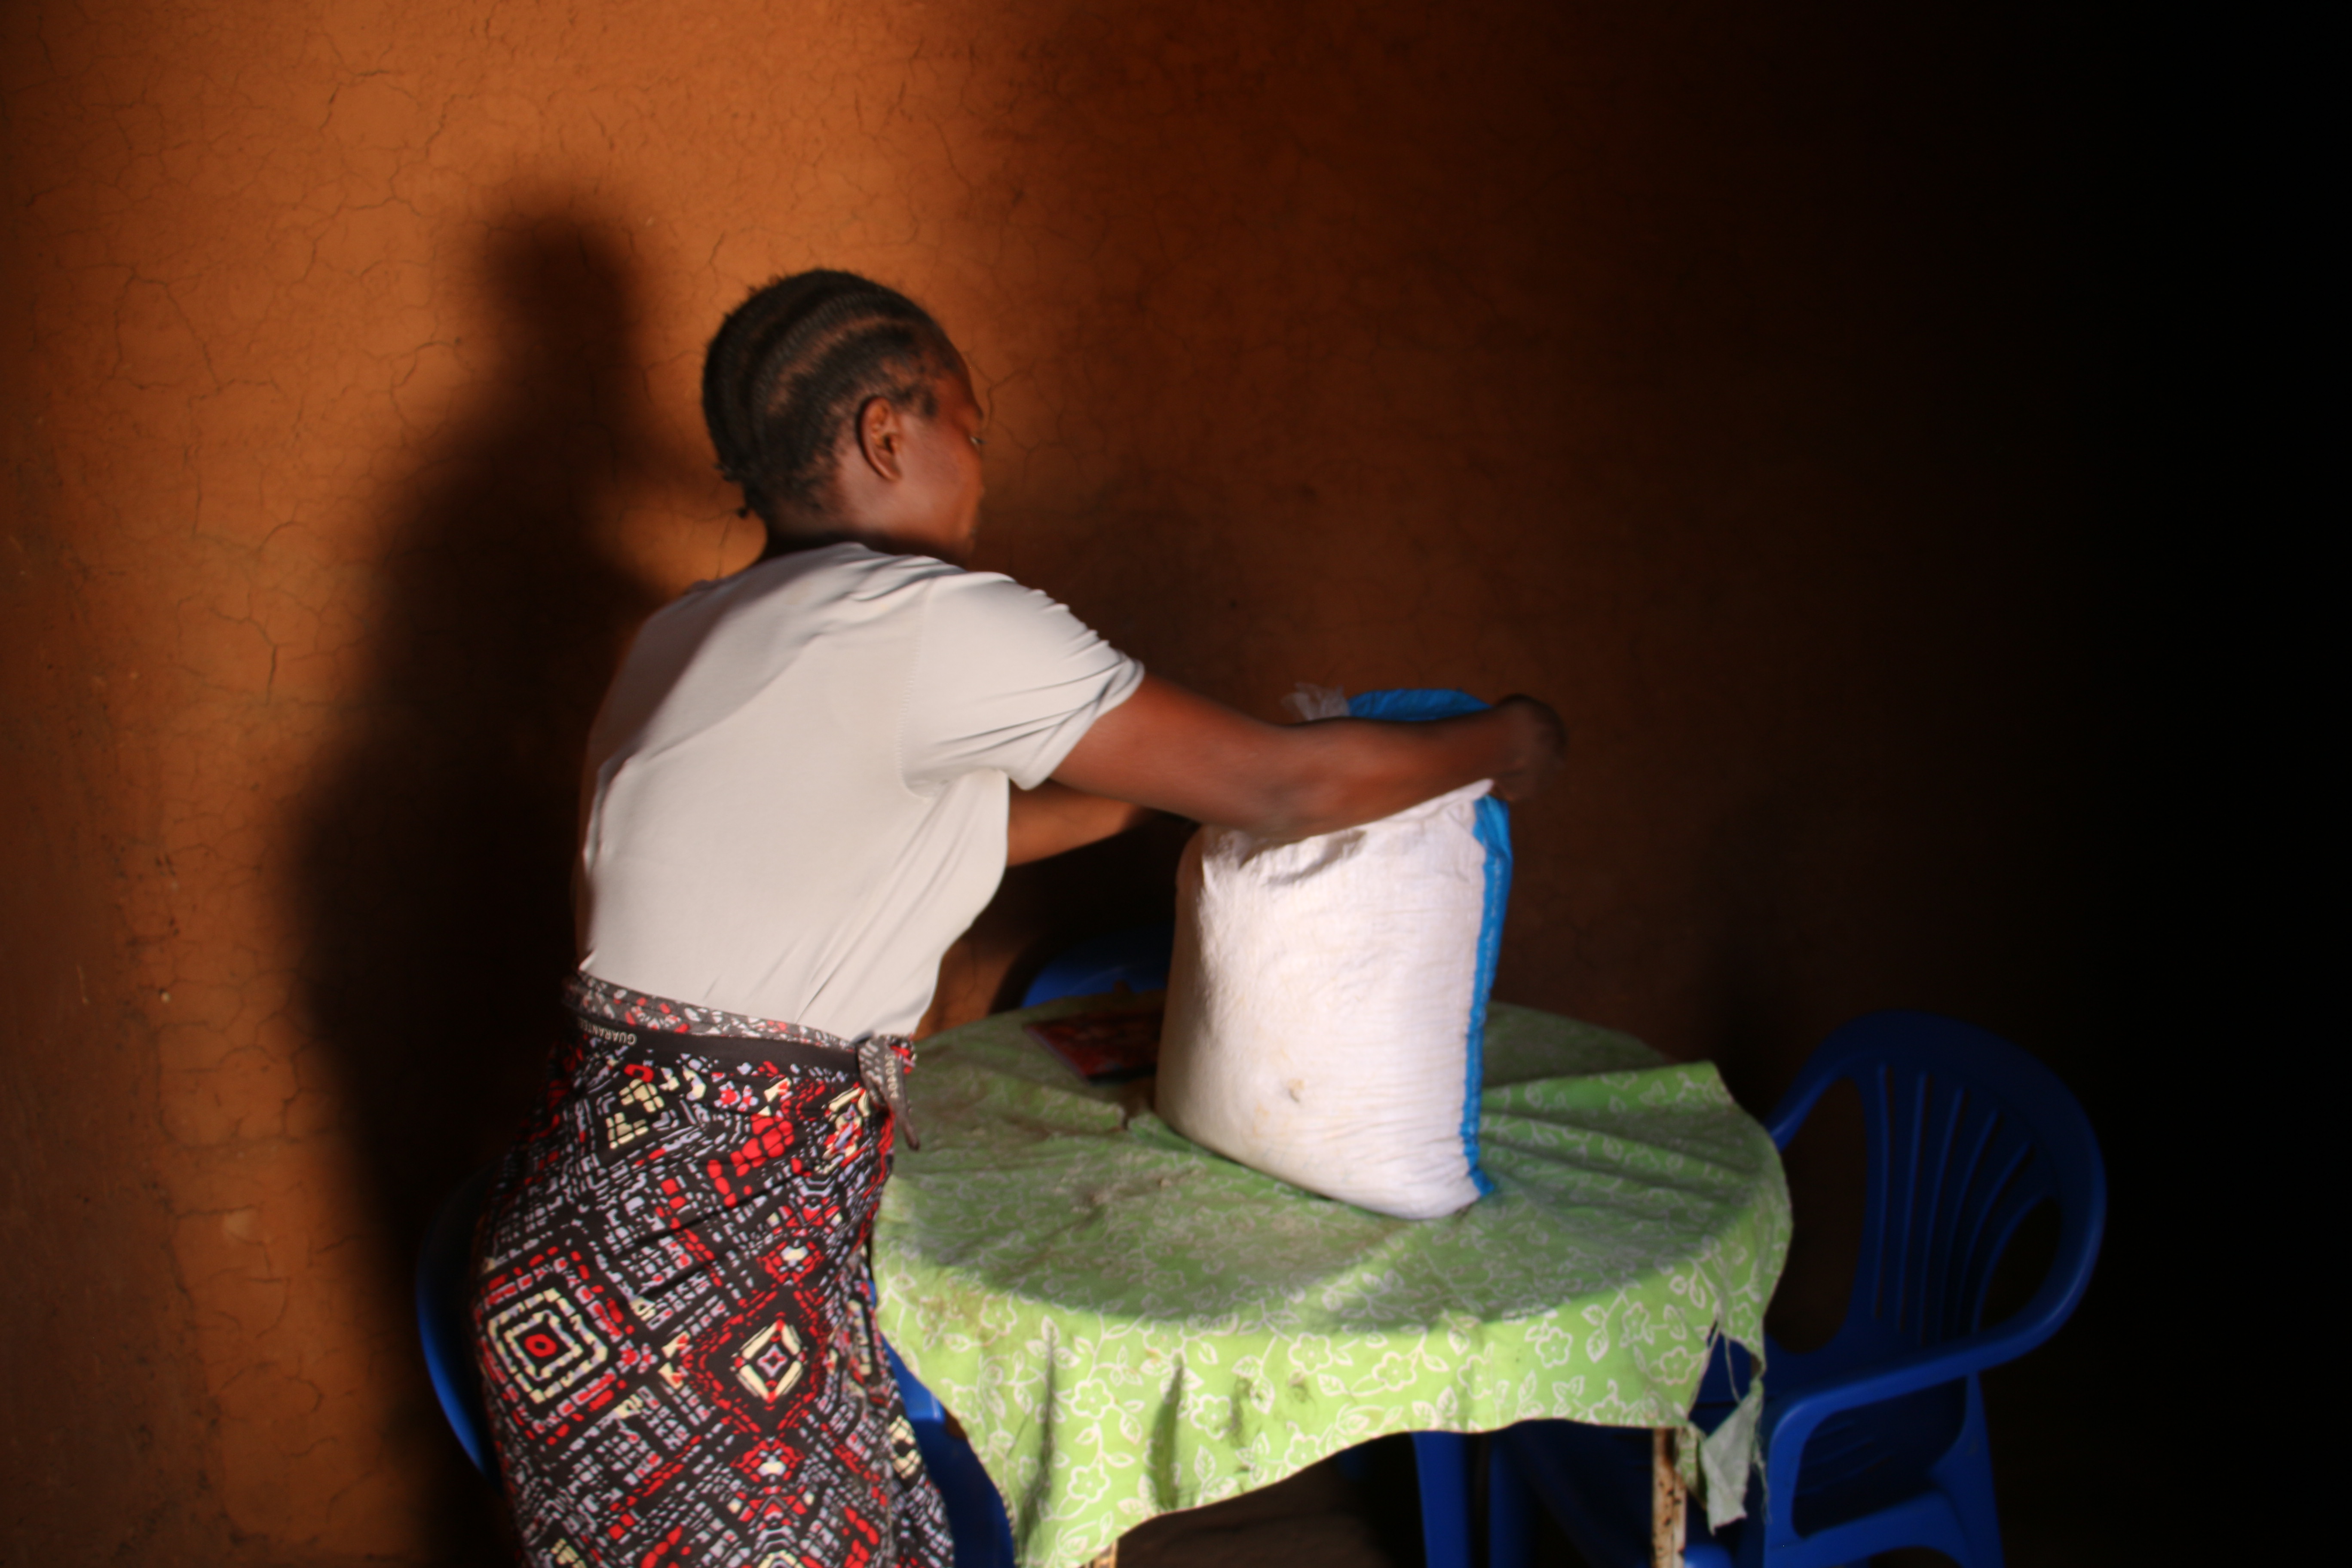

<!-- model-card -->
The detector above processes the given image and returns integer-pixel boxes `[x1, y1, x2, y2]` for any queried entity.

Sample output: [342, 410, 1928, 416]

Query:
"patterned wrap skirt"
[469, 974, 953, 1568]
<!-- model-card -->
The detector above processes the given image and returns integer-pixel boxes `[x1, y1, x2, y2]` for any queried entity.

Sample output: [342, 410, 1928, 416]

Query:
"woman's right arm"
[1051, 675, 1566, 838]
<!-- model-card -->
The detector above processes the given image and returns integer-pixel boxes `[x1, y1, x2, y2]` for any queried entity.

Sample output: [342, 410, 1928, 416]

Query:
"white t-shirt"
[576, 543, 1143, 1038]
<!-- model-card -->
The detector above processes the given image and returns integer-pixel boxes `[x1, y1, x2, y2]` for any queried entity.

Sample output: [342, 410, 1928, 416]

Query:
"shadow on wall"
[293, 212, 668, 1556]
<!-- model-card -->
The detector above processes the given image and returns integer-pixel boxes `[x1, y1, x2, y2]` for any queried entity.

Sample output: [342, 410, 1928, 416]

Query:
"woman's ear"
[855, 395, 906, 481]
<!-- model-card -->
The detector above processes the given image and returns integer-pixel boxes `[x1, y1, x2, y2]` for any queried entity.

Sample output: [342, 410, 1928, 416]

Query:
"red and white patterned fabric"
[470, 975, 951, 1568]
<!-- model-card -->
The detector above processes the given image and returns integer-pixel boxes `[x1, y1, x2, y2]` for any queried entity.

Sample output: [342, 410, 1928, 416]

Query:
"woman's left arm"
[1007, 780, 1157, 866]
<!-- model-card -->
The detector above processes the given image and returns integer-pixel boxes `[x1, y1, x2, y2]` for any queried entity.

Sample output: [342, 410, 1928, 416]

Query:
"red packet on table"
[1024, 1001, 1164, 1084]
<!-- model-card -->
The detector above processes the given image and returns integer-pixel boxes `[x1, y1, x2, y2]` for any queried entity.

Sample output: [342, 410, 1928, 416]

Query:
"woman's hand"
[1052, 676, 1566, 839]
[1485, 695, 1569, 802]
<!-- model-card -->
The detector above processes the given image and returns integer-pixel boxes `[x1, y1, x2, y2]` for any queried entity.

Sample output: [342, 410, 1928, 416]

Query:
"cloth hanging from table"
[470, 974, 950, 1568]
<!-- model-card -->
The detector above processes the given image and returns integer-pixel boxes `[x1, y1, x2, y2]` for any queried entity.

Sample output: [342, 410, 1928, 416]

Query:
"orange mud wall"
[4, 1, 2144, 1562]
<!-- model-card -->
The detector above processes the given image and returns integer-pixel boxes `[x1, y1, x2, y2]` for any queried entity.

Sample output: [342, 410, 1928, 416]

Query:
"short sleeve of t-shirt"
[900, 570, 1144, 791]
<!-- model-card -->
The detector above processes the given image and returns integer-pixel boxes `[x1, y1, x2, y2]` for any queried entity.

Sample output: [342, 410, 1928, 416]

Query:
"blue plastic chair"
[883, 1341, 1019, 1568]
[1482, 1009, 2107, 1568]
[415, 1163, 1019, 1566]
[1019, 921, 1175, 1008]
[415, 1161, 499, 1475]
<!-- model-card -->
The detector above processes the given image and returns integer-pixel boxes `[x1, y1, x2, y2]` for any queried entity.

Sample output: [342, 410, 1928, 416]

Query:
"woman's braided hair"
[701, 270, 961, 527]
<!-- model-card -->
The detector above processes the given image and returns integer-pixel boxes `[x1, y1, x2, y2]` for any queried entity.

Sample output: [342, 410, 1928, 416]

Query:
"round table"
[873, 999, 1790, 1567]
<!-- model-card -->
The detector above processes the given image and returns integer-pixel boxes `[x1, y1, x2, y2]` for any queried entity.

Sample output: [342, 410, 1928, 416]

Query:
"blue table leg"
[1487, 1429, 1534, 1568]
[1411, 1430, 1474, 1568]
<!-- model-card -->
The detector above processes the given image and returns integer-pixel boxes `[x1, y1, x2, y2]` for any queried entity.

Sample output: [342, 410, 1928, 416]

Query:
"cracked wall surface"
[4, 0, 2139, 1561]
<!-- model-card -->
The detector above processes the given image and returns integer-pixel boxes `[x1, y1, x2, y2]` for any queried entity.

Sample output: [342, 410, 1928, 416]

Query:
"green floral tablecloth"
[873, 998, 1790, 1567]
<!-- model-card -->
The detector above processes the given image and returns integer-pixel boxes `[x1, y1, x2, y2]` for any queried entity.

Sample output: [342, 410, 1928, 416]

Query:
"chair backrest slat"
[1945, 1117, 2037, 1338]
[1787, 1011, 2104, 1367]
[1859, 1064, 1917, 1329]
[1960, 1151, 2057, 1335]
[1915, 1085, 1995, 1339]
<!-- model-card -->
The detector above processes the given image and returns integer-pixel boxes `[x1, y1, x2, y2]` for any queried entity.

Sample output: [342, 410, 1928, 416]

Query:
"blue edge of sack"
[1345, 688, 1510, 1197]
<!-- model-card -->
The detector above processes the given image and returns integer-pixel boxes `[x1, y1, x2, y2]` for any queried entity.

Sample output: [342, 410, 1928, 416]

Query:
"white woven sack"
[1157, 778, 1495, 1219]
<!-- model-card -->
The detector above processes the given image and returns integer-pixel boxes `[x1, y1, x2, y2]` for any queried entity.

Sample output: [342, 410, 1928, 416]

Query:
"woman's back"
[577, 541, 1141, 1039]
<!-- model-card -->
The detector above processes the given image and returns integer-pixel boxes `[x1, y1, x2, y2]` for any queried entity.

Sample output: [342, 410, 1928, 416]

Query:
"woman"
[469, 271, 1565, 1567]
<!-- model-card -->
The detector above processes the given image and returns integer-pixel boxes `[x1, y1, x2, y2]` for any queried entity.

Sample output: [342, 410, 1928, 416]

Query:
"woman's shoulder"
[654, 543, 953, 625]
[739, 542, 989, 600]
[648, 545, 1072, 657]
[755, 545, 1065, 627]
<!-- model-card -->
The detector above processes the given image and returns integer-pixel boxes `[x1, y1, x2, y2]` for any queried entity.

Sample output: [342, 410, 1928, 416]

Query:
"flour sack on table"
[1156, 687, 1512, 1219]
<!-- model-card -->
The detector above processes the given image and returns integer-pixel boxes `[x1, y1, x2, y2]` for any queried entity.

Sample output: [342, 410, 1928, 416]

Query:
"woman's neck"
[755, 524, 961, 566]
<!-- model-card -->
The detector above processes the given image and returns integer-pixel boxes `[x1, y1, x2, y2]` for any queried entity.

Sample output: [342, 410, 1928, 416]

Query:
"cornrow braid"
[701, 270, 962, 527]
